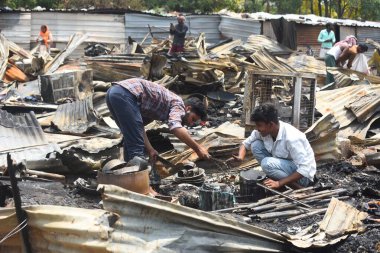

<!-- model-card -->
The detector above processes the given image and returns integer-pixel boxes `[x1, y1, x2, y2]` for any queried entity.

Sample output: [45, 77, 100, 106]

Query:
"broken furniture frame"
[243, 71, 317, 137]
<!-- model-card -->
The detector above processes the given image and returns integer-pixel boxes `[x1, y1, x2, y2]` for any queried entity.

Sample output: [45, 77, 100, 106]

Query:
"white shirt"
[242, 121, 316, 181]
[327, 46, 342, 60]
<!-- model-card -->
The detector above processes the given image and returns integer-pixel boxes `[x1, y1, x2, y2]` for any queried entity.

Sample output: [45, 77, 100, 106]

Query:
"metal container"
[97, 168, 150, 195]
[199, 183, 235, 211]
[239, 169, 267, 202]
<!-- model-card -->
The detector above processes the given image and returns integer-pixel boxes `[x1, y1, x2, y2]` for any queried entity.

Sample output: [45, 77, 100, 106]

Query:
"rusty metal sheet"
[242, 35, 293, 55]
[316, 84, 380, 129]
[305, 113, 341, 162]
[0, 205, 116, 253]
[0, 109, 60, 169]
[250, 48, 296, 73]
[52, 96, 98, 134]
[100, 184, 288, 253]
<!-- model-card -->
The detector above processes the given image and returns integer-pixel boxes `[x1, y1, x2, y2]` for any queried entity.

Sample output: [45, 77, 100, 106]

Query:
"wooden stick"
[26, 169, 65, 180]
[254, 209, 306, 220]
[287, 208, 328, 221]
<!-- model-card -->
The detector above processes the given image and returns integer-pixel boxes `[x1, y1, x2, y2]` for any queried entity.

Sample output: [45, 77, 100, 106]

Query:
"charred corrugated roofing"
[0, 109, 60, 167]
[316, 84, 380, 140]
[52, 96, 98, 134]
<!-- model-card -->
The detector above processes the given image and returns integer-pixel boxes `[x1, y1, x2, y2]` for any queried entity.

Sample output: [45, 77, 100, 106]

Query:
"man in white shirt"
[229, 104, 316, 189]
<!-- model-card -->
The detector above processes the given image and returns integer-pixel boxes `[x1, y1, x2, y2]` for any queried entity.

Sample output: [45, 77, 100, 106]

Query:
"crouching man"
[230, 104, 316, 189]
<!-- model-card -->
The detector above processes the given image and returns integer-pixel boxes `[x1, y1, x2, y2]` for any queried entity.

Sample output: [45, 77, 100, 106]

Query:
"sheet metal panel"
[101, 185, 288, 253]
[0, 205, 115, 253]
[0, 110, 60, 167]
[219, 16, 261, 42]
[356, 27, 380, 57]
[0, 12, 31, 49]
[52, 96, 98, 134]
[31, 12, 125, 44]
[316, 84, 380, 133]
[125, 13, 221, 44]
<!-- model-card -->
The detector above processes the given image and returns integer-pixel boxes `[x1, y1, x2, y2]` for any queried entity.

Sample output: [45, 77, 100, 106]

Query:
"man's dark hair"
[326, 22, 333, 29]
[185, 97, 207, 121]
[250, 103, 279, 124]
[358, 44, 368, 52]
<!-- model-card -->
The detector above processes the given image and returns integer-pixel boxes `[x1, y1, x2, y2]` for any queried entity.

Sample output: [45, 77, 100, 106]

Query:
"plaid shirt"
[116, 78, 185, 130]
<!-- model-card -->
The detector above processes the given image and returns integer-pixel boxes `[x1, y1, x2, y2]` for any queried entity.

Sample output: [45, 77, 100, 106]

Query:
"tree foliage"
[1, 0, 380, 21]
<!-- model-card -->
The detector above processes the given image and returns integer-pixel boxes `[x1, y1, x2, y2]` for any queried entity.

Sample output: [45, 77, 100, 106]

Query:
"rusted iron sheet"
[316, 84, 380, 129]
[0, 109, 60, 168]
[100, 184, 288, 253]
[243, 35, 293, 55]
[283, 53, 326, 76]
[250, 48, 296, 73]
[0, 205, 116, 253]
[305, 113, 341, 162]
[52, 96, 98, 134]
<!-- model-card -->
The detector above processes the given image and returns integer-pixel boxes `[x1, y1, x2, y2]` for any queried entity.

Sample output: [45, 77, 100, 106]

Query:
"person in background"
[335, 35, 357, 48]
[228, 104, 316, 189]
[317, 23, 336, 59]
[168, 14, 188, 56]
[324, 43, 368, 84]
[36, 25, 53, 55]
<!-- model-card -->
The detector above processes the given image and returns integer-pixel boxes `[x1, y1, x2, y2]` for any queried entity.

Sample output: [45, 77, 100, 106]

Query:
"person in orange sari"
[36, 25, 53, 54]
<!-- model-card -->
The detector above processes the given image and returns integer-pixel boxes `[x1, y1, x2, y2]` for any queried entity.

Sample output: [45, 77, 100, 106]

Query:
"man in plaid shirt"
[106, 78, 210, 163]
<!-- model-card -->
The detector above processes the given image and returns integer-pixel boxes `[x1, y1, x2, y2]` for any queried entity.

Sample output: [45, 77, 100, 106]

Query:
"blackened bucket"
[239, 169, 267, 202]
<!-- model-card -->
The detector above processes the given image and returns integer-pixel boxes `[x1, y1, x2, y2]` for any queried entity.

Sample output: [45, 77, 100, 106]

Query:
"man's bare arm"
[171, 127, 210, 159]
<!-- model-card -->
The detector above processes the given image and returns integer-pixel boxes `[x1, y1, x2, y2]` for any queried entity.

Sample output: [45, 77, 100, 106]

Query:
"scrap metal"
[52, 96, 98, 134]
[0, 109, 61, 169]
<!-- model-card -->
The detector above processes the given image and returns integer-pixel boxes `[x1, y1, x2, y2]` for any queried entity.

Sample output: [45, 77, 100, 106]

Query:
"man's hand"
[226, 155, 243, 164]
[148, 148, 159, 163]
[263, 179, 281, 189]
[196, 146, 211, 160]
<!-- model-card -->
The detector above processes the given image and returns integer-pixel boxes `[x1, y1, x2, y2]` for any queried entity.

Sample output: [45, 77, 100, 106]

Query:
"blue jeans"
[106, 85, 145, 162]
[251, 140, 310, 187]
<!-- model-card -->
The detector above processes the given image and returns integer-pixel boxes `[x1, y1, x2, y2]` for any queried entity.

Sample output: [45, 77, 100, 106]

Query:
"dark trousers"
[106, 85, 145, 162]
[325, 54, 336, 85]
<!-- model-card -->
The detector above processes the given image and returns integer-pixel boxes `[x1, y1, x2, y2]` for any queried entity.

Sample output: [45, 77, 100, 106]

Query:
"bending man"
[106, 78, 210, 164]
[230, 104, 316, 189]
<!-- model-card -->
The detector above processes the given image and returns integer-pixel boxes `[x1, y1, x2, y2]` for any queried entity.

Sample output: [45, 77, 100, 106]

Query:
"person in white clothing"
[228, 104, 316, 189]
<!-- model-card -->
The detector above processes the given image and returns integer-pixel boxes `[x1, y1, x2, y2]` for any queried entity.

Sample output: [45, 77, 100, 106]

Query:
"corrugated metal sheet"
[305, 113, 341, 162]
[243, 35, 293, 55]
[0, 185, 289, 252]
[0, 13, 31, 49]
[356, 27, 380, 58]
[52, 96, 98, 134]
[125, 13, 221, 44]
[186, 15, 221, 43]
[218, 16, 261, 42]
[316, 84, 380, 139]
[0, 205, 115, 253]
[31, 12, 126, 44]
[0, 110, 60, 168]
[101, 185, 288, 253]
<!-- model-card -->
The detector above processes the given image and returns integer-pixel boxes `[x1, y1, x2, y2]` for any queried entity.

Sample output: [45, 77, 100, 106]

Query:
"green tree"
[273, 0, 303, 13]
